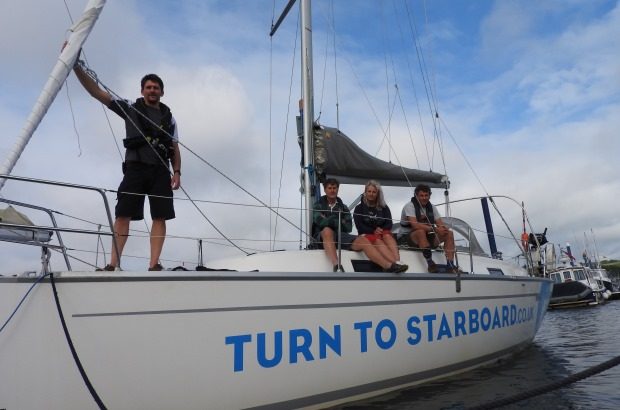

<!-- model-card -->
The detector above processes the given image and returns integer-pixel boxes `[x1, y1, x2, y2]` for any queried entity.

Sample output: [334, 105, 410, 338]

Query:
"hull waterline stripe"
[72, 292, 539, 318]
[244, 340, 532, 410]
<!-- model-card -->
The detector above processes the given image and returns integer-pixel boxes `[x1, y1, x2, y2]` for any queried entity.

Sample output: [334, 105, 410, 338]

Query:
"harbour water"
[337, 301, 620, 410]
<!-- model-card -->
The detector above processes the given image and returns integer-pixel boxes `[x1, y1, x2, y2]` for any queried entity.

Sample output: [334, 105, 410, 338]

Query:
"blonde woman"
[353, 180, 407, 273]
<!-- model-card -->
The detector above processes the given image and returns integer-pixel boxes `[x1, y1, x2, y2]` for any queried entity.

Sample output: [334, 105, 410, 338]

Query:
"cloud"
[2, 0, 620, 274]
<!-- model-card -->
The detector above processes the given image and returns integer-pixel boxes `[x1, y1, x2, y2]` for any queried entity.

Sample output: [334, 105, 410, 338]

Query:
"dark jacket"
[312, 195, 353, 236]
[354, 198, 393, 234]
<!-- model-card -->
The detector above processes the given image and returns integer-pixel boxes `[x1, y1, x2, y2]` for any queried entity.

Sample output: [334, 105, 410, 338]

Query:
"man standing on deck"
[69, 50, 181, 271]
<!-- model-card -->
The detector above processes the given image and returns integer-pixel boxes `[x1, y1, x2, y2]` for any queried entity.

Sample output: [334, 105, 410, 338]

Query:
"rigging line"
[273, 7, 301, 249]
[403, 0, 438, 168]
[50, 247, 101, 270]
[487, 196, 525, 256]
[386, 3, 417, 164]
[413, 1, 441, 144]
[421, 0, 441, 115]
[318, 7, 390, 141]
[0, 273, 50, 334]
[438, 115, 489, 195]
[380, 1, 392, 163]
[269, 5, 274, 251]
[314, 0, 339, 125]
[179, 141, 306, 239]
[395, 84, 421, 167]
[434, 112, 449, 177]
[317, 2, 333, 122]
[374, 84, 400, 159]
[62, 5, 114, 161]
[62, 4, 83, 156]
[63, 82, 82, 156]
[330, 0, 340, 129]
[377, 2, 419, 166]
[266, 0, 296, 251]
[62, 0, 75, 24]
[75, 62, 248, 255]
[393, 0, 429, 170]
[95, 224, 106, 267]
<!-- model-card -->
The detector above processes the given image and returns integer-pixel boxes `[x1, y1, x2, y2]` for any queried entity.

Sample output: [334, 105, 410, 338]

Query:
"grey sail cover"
[314, 126, 448, 187]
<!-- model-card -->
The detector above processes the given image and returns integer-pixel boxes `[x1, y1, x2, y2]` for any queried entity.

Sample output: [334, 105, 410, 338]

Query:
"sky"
[1, 0, 619, 274]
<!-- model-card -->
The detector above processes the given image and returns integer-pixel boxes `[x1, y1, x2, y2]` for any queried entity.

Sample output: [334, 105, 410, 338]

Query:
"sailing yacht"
[1, 1, 552, 409]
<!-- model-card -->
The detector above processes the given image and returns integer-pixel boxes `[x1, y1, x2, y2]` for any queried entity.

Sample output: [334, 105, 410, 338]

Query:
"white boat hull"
[1, 262, 552, 409]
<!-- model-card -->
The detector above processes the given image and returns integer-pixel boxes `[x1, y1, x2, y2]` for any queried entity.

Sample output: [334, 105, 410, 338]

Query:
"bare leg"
[381, 234, 400, 262]
[410, 229, 436, 270]
[150, 218, 166, 268]
[320, 227, 339, 265]
[438, 230, 456, 262]
[109, 217, 130, 268]
[410, 230, 431, 249]
[351, 236, 392, 270]
[374, 238, 397, 264]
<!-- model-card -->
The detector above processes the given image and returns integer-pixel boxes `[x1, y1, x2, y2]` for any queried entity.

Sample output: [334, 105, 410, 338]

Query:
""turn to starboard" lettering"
[225, 304, 535, 372]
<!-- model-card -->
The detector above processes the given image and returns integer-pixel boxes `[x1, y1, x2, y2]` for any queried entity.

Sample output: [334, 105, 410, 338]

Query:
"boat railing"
[437, 194, 538, 275]
[0, 174, 118, 272]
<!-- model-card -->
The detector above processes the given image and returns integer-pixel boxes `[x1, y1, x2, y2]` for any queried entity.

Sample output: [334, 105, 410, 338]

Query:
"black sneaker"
[386, 263, 408, 273]
[448, 266, 464, 274]
[149, 263, 164, 271]
[333, 264, 345, 272]
[96, 264, 117, 272]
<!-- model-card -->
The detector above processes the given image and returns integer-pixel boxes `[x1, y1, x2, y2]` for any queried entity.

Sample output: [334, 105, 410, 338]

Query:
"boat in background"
[529, 237, 609, 308]
[590, 267, 620, 301]
[1, 1, 552, 409]
[580, 234, 620, 300]
[548, 265, 606, 308]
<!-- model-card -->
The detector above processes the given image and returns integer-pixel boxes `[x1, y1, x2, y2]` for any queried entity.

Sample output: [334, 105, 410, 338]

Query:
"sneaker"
[386, 263, 408, 273]
[96, 264, 117, 272]
[446, 261, 464, 274]
[395, 263, 408, 273]
[148, 263, 164, 271]
[333, 264, 345, 272]
[427, 262, 439, 273]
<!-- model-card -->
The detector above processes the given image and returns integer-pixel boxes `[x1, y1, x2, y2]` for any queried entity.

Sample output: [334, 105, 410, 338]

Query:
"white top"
[398, 201, 441, 236]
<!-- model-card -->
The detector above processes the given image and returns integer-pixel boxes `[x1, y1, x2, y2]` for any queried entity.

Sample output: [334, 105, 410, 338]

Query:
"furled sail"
[0, 205, 53, 243]
[0, 0, 106, 191]
[314, 125, 449, 188]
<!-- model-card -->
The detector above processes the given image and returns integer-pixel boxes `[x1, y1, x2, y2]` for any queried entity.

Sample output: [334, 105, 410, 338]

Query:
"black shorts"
[312, 229, 357, 250]
[115, 162, 175, 221]
[398, 231, 438, 249]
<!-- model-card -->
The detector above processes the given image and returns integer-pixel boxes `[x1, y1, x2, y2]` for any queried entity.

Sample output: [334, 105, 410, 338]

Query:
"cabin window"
[487, 268, 504, 276]
[551, 273, 561, 283]
[562, 271, 572, 281]
[575, 270, 586, 281]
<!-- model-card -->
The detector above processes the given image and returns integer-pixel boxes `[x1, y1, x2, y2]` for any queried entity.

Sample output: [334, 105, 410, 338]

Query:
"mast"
[0, 0, 107, 192]
[300, 0, 316, 246]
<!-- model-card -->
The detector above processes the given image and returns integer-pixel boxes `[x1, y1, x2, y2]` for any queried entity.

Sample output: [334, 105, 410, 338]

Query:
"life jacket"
[122, 98, 175, 161]
[411, 196, 435, 225]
